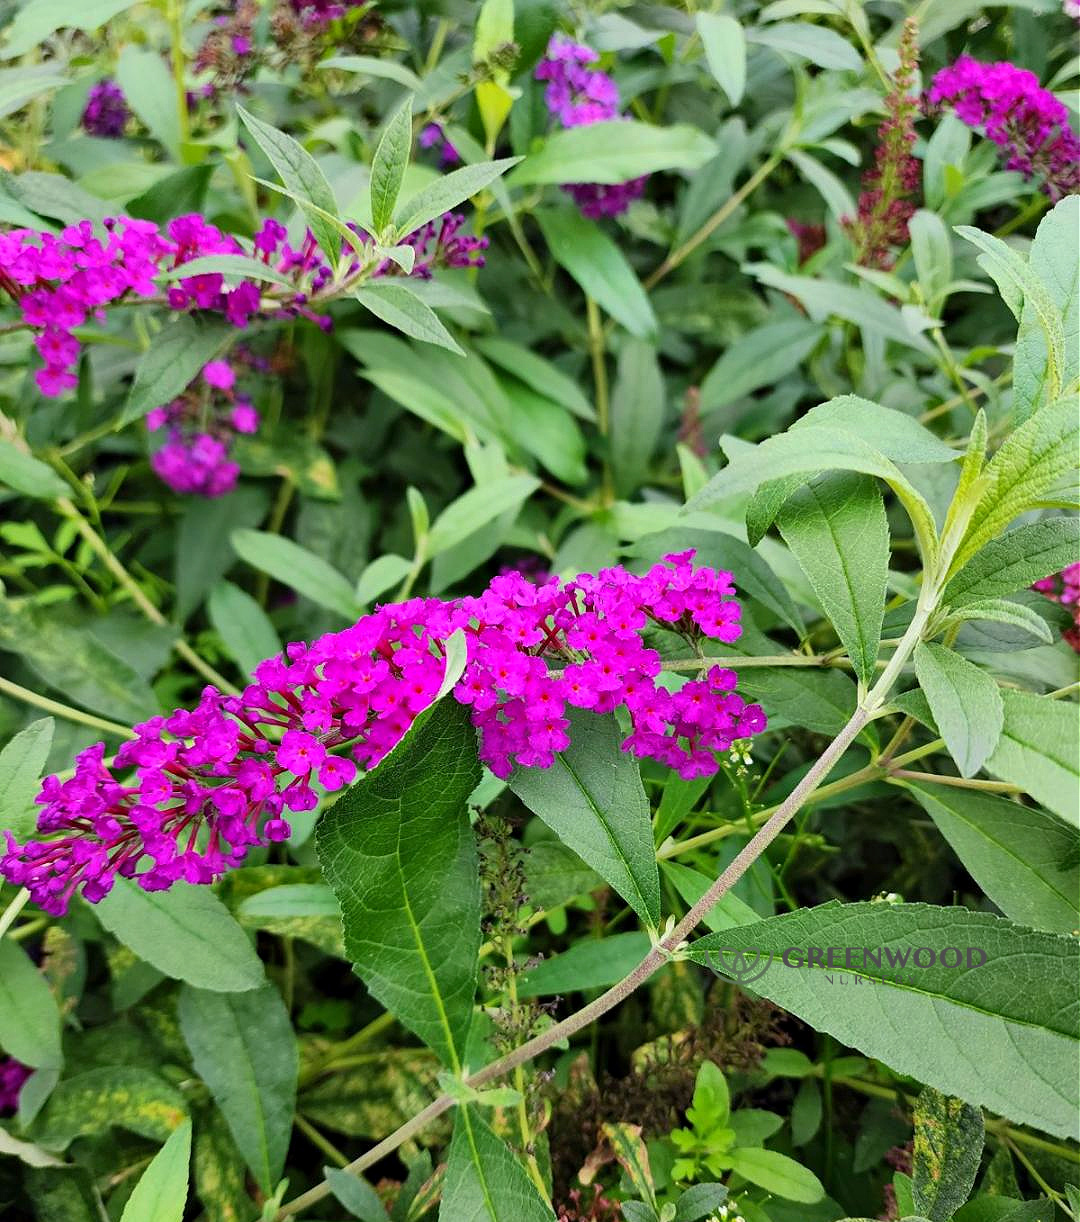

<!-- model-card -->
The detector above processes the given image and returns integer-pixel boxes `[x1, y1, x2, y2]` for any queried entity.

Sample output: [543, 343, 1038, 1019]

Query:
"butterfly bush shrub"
[0, 2, 1076, 1221]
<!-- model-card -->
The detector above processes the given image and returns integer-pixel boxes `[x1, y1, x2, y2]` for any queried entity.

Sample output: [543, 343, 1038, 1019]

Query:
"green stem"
[294, 1114, 350, 1168]
[0, 675, 135, 739]
[55, 499, 239, 695]
[504, 934, 551, 1205]
[0, 888, 30, 940]
[644, 153, 782, 290]
[167, 0, 190, 148]
[890, 769, 1023, 793]
[585, 296, 612, 504]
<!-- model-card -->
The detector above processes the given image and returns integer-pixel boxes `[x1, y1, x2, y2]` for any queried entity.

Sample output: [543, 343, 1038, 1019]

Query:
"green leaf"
[355, 554, 413, 606]
[370, 95, 413, 234]
[320, 54, 424, 90]
[661, 861, 766, 933]
[945, 597, 1052, 645]
[903, 780, 1079, 937]
[687, 901, 1080, 1139]
[778, 473, 889, 689]
[689, 420, 941, 568]
[326, 1166, 387, 1220]
[696, 13, 746, 105]
[316, 701, 482, 1068]
[628, 528, 805, 637]
[238, 106, 341, 266]
[427, 475, 540, 555]
[122, 315, 234, 426]
[231, 528, 359, 620]
[913, 643, 1003, 778]
[518, 933, 650, 997]
[393, 157, 521, 235]
[787, 148, 856, 223]
[1013, 197, 1079, 421]
[510, 709, 661, 930]
[35, 1067, 187, 1148]
[0, 939, 62, 1068]
[726, 1148, 825, 1203]
[509, 120, 716, 186]
[675, 1184, 729, 1222]
[954, 398, 1080, 571]
[610, 338, 664, 496]
[956, 223, 1065, 402]
[537, 206, 657, 339]
[0, 441, 68, 499]
[911, 1087, 984, 1222]
[985, 689, 1079, 828]
[1, 0, 139, 59]
[440, 1105, 554, 1221]
[176, 485, 269, 622]
[746, 265, 935, 355]
[747, 20, 862, 70]
[0, 716, 54, 841]
[119, 1117, 191, 1222]
[0, 600, 157, 724]
[0, 65, 65, 120]
[94, 878, 265, 992]
[944, 519, 1080, 608]
[353, 281, 464, 355]
[473, 336, 594, 421]
[127, 164, 214, 224]
[207, 581, 282, 678]
[178, 985, 297, 1194]
[115, 46, 180, 157]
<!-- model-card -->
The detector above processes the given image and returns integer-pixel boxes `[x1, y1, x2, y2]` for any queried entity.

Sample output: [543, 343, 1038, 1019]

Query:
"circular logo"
[705, 946, 773, 986]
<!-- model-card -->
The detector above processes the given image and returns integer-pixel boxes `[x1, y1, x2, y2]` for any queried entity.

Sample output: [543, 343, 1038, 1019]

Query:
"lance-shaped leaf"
[0, 716, 54, 841]
[119, 1117, 191, 1222]
[943, 518, 1080, 608]
[913, 643, 1003, 778]
[902, 780, 1080, 935]
[778, 473, 889, 689]
[369, 94, 413, 234]
[178, 985, 297, 1194]
[687, 901, 1080, 1139]
[238, 106, 341, 266]
[439, 1105, 554, 1221]
[122, 315, 234, 426]
[510, 709, 661, 931]
[0, 939, 62, 1068]
[985, 689, 1079, 828]
[317, 700, 482, 1068]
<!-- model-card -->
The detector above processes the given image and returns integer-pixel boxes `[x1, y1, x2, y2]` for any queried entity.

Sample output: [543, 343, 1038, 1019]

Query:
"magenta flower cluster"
[1033, 563, 1080, 653]
[929, 58, 1080, 201]
[0, 206, 486, 400]
[1, 553, 764, 916]
[535, 35, 648, 218]
[148, 356, 260, 498]
[0, 1058, 30, 1115]
[81, 80, 129, 138]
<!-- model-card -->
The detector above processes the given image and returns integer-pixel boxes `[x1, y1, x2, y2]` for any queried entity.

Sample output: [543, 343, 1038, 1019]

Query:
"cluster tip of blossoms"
[1, 553, 764, 916]
[928, 56, 1080, 201]
[82, 79, 129, 138]
[535, 34, 648, 219]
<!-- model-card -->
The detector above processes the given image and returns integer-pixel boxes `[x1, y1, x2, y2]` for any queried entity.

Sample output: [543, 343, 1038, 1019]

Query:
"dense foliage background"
[0, 1, 1077, 1221]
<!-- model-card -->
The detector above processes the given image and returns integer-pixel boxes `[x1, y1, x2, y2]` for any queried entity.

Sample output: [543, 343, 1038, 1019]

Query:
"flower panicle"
[844, 18, 922, 270]
[928, 55, 1080, 201]
[1, 553, 766, 916]
[535, 34, 649, 219]
[0, 207, 485, 400]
